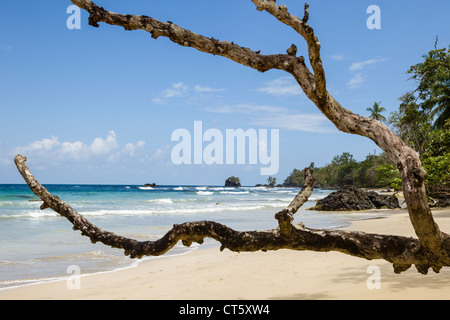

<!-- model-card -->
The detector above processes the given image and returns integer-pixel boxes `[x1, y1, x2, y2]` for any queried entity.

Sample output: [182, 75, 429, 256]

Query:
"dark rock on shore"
[225, 176, 241, 187]
[427, 185, 450, 208]
[311, 186, 400, 211]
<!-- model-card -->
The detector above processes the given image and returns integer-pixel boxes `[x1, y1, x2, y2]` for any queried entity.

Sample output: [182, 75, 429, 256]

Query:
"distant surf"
[0, 184, 389, 289]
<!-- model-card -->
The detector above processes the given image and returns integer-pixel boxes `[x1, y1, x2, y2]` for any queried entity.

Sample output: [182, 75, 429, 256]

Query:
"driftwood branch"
[13, 155, 450, 274]
[14, 1, 448, 274]
[275, 167, 314, 237]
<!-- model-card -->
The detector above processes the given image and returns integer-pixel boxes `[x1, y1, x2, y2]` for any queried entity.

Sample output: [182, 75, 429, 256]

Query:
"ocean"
[0, 184, 390, 289]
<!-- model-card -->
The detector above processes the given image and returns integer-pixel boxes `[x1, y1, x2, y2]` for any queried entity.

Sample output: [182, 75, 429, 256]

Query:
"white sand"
[1, 208, 450, 300]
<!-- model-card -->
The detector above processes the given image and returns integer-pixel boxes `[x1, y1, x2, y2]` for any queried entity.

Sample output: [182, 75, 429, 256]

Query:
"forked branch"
[13, 155, 450, 274]
[16, 0, 447, 274]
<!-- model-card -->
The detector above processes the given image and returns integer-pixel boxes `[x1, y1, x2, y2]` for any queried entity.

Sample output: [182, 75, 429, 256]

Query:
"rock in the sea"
[144, 183, 159, 188]
[311, 186, 400, 211]
[225, 176, 241, 187]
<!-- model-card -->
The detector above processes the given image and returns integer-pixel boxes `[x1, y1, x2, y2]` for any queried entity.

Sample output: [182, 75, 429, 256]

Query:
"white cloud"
[205, 103, 335, 134]
[164, 82, 188, 98]
[123, 141, 146, 157]
[15, 136, 61, 155]
[330, 54, 344, 61]
[349, 58, 387, 71]
[90, 130, 119, 155]
[152, 82, 188, 104]
[151, 148, 165, 160]
[205, 103, 285, 114]
[60, 140, 85, 160]
[256, 76, 302, 96]
[194, 85, 226, 93]
[253, 113, 336, 133]
[346, 73, 367, 89]
[0, 142, 12, 166]
[345, 58, 387, 89]
[152, 82, 226, 104]
[14, 131, 146, 165]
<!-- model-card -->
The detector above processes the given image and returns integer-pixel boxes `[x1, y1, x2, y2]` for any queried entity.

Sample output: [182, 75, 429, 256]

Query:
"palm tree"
[366, 101, 387, 122]
[422, 78, 450, 129]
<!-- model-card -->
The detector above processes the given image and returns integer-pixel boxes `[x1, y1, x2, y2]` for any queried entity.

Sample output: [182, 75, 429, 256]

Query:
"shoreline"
[0, 244, 203, 292]
[1, 207, 450, 300]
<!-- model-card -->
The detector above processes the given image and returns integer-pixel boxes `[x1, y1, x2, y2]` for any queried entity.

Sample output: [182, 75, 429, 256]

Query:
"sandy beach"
[1, 207, 450, 300]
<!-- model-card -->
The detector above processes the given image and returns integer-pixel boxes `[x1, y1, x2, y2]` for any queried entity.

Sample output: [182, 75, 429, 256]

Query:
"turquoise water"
[0, 184, 388, 289]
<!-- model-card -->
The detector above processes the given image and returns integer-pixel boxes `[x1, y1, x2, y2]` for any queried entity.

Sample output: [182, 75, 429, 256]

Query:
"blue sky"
[0, 0, 449, 185]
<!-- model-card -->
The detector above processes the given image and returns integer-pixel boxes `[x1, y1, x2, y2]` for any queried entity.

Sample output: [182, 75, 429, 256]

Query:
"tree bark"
[14, 0, 449, 274]
[14, 155, 450, 274]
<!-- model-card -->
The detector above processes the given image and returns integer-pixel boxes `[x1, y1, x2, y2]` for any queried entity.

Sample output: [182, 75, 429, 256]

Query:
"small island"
[143, 183, 159, 188]
[225, 176, 241, 187]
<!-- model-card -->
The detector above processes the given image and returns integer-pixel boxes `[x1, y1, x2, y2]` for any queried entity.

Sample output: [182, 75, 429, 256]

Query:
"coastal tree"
[389, 93, 433, 155]
[366, 102, 387, 123]
[267, 176, 277, 187]
[15, 0, 450, 275]
[407, 47, 450, 130]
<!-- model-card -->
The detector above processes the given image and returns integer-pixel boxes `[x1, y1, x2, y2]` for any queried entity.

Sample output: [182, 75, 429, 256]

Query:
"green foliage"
[422, 154, 450, 186]
[407, 47, 450, 130]
[283, 169, 304, 187]
[366, 101, 387, 122]
[267, 176, 277, 187]
[227, 176, 240, 184]
[422, 119, 450, 158]
[331, 152, 359, 187]
[282, 47, 449, 190]
[389, 47, 449, 155]
[389, 93, 434, 155]
[354, 154, 382, 187]
[421, 119, 450, 186]
[374, 163, 402, 190]
[387, 46, 449, 188]
[284, 152, 399, 189]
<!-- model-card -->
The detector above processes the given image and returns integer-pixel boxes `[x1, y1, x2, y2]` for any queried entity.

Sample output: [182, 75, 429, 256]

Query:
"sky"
[0, 0, 449, 185]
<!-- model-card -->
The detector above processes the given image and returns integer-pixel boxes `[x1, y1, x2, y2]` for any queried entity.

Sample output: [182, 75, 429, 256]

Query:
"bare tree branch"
[70, 0, 306, 75]
[69, 0, 319, 104]
[249, 1, 446, 258]
[275, 167, 314, 237]
[14, 1, 446, 274]
[252, 0, 326, 101]
[14, 154, 450, 274]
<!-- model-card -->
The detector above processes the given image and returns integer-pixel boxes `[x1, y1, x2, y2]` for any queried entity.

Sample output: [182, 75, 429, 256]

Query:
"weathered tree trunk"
[14, 0, 450, 274]
[15, 155, 450, 274]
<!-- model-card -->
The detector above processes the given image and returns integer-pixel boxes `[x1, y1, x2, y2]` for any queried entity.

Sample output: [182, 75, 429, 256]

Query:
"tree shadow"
[269, 292, 333, 300]
[332, 262, 450, 294]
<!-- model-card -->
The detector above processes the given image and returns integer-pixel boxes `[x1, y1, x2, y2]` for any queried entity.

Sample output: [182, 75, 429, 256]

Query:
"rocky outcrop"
[427, 185, 450, 208]
[225, 176, 241, 187]
[311, 186, 400, 211]
[144, 183, 159, 188]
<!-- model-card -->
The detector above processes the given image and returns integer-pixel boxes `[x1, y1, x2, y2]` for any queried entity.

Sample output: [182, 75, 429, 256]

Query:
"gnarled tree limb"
[13, 154, 450, 274]
[16, 1, 448, 274]
[275, 167, 314, 237]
